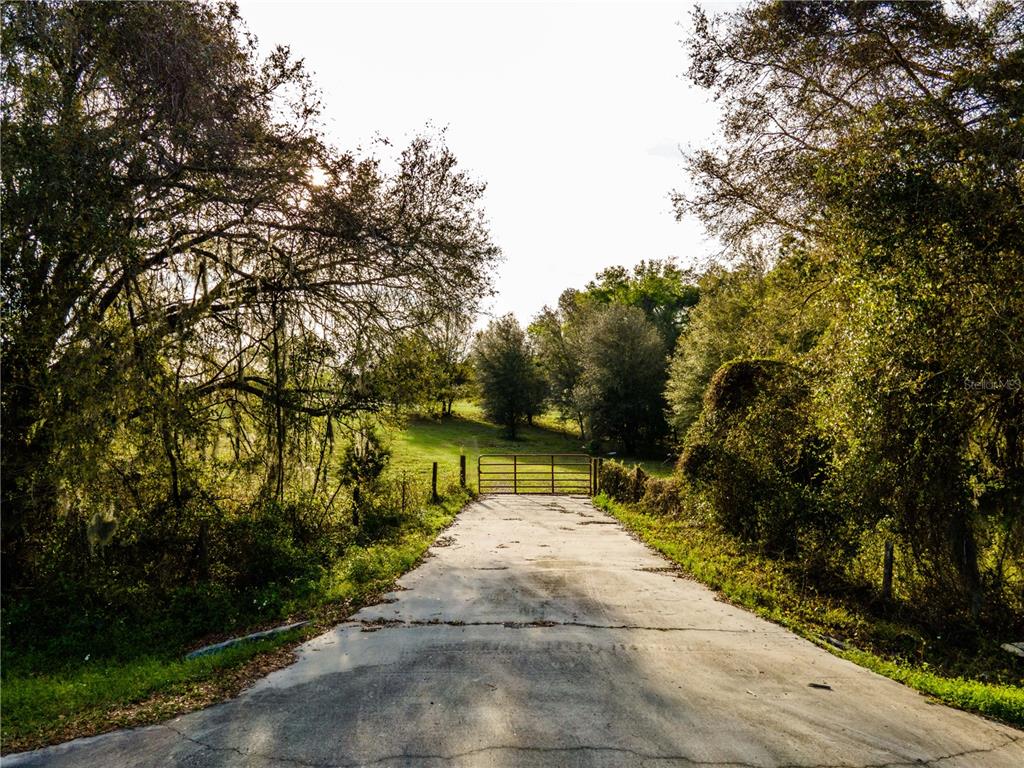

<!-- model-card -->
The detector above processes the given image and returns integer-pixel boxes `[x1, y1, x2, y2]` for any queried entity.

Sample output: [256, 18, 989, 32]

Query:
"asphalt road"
[8, 495, 1022, 767]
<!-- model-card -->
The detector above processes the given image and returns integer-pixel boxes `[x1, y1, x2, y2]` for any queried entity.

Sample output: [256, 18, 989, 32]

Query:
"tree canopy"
[669, 0, 1024, 619]
[1, 0, 498, 587]
[472, 315, 544, 439]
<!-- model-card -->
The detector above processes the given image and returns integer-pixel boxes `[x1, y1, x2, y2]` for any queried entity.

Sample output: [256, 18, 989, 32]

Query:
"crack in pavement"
[159, 724, 1022, 768]
[349, 618, 771, 633]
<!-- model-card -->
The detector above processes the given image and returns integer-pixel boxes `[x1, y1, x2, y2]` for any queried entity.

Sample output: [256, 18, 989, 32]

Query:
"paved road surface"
[8, 495, 1022, 767]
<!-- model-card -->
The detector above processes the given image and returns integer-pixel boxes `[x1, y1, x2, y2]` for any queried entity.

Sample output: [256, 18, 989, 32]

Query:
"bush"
[217, 506, 326, 589]
[599, 459, 648, 504]
[680, 359, 836, 560]
[640, 475, 685, 517]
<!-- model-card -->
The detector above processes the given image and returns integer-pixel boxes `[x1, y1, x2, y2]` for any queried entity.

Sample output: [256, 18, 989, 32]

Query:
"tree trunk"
[950, 510, 983, 620]
[271, 299, 285, 503]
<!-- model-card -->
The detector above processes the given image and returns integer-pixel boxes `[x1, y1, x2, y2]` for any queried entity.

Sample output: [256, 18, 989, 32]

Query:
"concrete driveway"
[8, 495, 1022, 767]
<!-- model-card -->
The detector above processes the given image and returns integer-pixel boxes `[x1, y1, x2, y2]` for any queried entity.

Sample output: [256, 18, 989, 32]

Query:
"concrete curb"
[185, 621, 310, 660]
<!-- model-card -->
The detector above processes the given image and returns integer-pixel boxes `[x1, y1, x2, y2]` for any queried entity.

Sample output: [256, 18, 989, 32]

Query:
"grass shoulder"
[594, 493, 1024, 728]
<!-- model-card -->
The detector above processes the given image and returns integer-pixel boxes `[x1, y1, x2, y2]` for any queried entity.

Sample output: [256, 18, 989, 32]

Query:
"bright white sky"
[237, 1, 724, 325]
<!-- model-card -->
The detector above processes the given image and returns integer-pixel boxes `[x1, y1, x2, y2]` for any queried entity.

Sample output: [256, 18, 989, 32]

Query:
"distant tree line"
[474, 260, 696, 450]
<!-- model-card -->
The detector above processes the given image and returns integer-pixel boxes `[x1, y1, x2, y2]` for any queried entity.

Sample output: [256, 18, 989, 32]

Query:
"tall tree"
[578, 304, 667, 454]
[529, 300, 587, 438]
[679, 0, 1024, 616]
[473, 315, 544, 439]
[0, 0, 498, 585]
[579, 260, 698, 350]
[422, 310, 474, 417]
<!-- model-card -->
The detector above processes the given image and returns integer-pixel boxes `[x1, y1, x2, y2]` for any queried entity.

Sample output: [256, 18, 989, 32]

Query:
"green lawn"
[390, 402, 673, 488]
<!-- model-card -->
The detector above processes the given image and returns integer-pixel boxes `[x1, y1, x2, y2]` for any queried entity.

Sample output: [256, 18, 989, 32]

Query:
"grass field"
[390, 402, 673, 488]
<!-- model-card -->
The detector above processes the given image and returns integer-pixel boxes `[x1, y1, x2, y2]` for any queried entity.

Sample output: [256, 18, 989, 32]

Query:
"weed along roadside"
[0, 480, 471, 754]
[591, 460, 1024, 728]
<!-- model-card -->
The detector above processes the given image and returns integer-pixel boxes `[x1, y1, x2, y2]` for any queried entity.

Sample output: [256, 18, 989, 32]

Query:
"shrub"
[218, 506, 325, 589]
[599, 459, 648, 504]
[680, 359, 836, 560]
[639, 475, 685, 517]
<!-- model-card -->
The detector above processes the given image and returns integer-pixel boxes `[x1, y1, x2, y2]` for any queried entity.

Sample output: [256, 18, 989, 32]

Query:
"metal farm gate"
[477, 453, 595, 496]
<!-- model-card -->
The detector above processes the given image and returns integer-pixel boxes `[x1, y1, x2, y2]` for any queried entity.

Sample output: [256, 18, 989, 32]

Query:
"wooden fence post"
[551, 455, 555, 493]
[882, 540, 894, 600]
[431, 461, 439, 503]
[460, 455, 466, 488]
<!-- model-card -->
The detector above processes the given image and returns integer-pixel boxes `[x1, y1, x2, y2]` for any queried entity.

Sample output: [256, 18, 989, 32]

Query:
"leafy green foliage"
[372, 313, 473, 417]
[530, 260, 697, 452]
[0, 0, 497, 641]
[578, 260, 699, 350]
[0, 4, 500, 731]
[680, 360, 835, 560]
[578, 305, 668, 453]
[2, 485, 470, 752]
[598, 459, 648, 504]
[674, 0, 1024, 623]
[472, 315, 545, 439]
[339, 427, 391, 489]
[528, 305, 587, 438]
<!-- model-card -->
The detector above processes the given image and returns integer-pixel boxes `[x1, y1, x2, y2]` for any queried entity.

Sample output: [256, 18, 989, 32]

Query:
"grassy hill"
[391, 401, 673, 490]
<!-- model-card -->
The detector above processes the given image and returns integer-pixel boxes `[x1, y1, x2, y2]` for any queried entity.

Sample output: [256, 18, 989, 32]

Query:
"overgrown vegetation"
[1, 0, 497, 692]
[2, 471, 469, 753]
[666, 0, 1024, 626]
